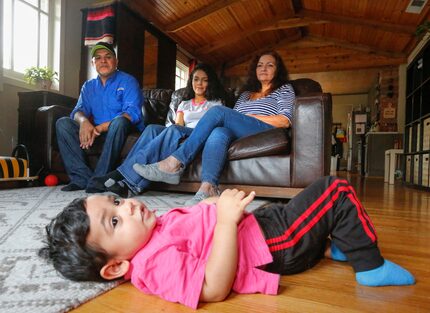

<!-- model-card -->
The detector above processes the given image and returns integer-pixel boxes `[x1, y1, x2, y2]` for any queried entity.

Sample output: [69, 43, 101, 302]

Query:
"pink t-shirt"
[124, 203, 279, 309]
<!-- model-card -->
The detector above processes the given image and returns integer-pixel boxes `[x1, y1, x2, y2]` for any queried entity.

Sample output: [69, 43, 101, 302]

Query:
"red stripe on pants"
[266, 180, 376, 252]
[266, 178, 346, 245]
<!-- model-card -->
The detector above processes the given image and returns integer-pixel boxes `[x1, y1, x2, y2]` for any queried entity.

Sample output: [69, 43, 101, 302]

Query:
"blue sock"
[331, 242, 347, 261]
[356, 259, 415, 286]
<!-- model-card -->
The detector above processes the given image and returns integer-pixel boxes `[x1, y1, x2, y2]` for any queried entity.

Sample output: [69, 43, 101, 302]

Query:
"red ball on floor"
[44, 174, 59, 186]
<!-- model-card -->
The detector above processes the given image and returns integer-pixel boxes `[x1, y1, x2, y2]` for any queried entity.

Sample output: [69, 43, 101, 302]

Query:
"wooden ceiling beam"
[224, 54, 405, 76]
[260, 17, 328, 31]
[225, 33, 407, 73]
[196, 15, 291, 55]
[298, 9, 416, 35]
[122, 0, 214, 64]
[122, 0, 165, 30]
[166, 0, 243, 32]
[307, 35, 407, 59]
[286, 57, 406, 74]
[223, 30, 303, 68]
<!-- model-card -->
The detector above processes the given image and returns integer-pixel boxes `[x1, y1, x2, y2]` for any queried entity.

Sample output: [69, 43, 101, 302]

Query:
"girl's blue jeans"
[118, 124, 193, 193]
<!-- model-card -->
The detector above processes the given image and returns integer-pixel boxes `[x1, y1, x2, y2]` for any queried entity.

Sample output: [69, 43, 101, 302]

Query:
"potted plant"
[415, 20, 430, 38]
[23, 66, 58, 90]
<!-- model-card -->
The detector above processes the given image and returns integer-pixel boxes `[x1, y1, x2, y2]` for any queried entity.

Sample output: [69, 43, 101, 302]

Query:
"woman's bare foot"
[157, 156, 182, 173]
[184, 183, 220, 206]
[197, 182, 220, 197]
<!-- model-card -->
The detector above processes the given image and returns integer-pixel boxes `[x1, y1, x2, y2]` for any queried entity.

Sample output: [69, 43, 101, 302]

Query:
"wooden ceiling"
[122, 0, 429, 94]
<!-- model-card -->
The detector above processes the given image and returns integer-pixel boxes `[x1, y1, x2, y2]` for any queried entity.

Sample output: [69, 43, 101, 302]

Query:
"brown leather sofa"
[35, 78, 332, 198]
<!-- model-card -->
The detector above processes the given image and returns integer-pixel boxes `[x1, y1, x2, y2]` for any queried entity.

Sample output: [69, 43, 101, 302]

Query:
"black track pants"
[253, 176, 384, 274]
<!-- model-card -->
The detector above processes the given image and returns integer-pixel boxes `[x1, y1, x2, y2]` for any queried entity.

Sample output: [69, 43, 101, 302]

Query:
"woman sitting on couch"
[134, 50, 295, 204]
[92, 63, 225, 197]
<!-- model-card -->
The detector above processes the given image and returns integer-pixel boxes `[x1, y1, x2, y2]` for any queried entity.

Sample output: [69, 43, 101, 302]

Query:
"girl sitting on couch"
[92, 63, 225, 197]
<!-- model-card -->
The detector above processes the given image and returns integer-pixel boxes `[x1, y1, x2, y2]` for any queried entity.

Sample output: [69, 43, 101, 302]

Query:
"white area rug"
[0, 186, 267, 313]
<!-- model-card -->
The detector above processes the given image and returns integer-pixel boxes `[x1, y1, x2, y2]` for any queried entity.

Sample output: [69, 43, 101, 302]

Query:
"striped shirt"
[233, 84, 295, 124]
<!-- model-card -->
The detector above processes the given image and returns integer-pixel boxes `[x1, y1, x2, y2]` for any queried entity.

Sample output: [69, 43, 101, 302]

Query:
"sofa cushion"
[165, 88, 187, 127]
[142, 89, 173, 125]
[228, 128, 290, 161]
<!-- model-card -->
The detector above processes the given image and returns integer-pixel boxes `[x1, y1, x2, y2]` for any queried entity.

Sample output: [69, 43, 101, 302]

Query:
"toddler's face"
[85, 195, 156, 260]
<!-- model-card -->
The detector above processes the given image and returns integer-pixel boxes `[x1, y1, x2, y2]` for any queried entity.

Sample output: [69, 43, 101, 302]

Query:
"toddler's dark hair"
[38, 198, 111, 282]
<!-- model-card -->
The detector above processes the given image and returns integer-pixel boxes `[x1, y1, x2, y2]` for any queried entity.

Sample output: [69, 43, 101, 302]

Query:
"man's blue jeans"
[118, 124, 193, 193]
[56, 116, 131, 188]
[172, 106, 274, 185]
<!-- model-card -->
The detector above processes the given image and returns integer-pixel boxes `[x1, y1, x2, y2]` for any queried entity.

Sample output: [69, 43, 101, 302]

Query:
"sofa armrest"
[291, 93, 332, 187]
[228, 128, 290, 161]
[34, 105, 72, 172]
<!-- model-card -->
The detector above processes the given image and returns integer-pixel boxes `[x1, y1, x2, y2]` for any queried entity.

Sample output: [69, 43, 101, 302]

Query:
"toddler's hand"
[216, 189, 255, 225]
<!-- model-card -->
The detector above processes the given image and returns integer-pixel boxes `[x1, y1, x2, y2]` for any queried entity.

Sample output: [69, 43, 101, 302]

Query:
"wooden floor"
[72, 173, 430, 313]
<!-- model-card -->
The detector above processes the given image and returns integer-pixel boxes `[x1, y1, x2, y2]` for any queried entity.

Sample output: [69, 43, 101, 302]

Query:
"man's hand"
[216, 189, 255, 225]
[79, 120, 98, 149]
[94, 121, 110, 135]
[74, 111, 99, 149]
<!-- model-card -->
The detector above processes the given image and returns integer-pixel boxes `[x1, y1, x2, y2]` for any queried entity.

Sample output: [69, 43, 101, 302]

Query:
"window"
[175, 60, 189, 90]
[2, 0, 60, 83]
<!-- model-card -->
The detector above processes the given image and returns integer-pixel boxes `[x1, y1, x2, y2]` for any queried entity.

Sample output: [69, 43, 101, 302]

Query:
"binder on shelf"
[422, 154, 429, 187]
[406, 155, 412, 183]
[423, 117, 430, 151]
[413, 155, 420, 185]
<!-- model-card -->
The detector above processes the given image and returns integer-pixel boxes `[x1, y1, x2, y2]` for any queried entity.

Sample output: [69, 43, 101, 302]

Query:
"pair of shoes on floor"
[184, 187, 221, 206]
[61, 183, 84, 192]
[61, 171, 122, 194]
[133, 163, 184, 185]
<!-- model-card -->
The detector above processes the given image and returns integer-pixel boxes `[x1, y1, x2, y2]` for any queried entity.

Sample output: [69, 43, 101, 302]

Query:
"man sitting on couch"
[56, 42, 144, 193]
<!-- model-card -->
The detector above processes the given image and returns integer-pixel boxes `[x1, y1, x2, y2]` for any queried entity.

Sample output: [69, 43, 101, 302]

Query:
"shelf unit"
[404, 40, 430, 188]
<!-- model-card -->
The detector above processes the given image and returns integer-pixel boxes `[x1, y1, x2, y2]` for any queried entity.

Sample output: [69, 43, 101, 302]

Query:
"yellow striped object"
[0, 157, 29, 179]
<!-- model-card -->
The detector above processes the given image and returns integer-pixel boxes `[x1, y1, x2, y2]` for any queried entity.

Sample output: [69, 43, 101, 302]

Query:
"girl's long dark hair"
[183, 63, 225, 102]
[241, 50, 289, 94]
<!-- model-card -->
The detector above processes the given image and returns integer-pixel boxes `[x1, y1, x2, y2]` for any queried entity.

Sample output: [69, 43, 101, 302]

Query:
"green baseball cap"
[90, 42, 116, 58]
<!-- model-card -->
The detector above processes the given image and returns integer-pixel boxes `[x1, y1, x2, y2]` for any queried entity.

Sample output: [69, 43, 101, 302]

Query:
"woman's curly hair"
[241, 50, 289, 94]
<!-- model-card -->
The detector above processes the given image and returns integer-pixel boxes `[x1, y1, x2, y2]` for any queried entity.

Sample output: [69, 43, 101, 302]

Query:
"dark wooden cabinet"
[404, 40, 430, 189]
[17, 91, 76, 175]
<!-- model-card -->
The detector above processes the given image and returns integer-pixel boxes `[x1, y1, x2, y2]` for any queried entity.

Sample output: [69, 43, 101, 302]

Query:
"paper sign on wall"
[383, 103, 396, 119]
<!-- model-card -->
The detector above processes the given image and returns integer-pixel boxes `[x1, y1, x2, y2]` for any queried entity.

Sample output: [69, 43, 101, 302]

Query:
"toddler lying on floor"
[39, 176, 414, 309]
